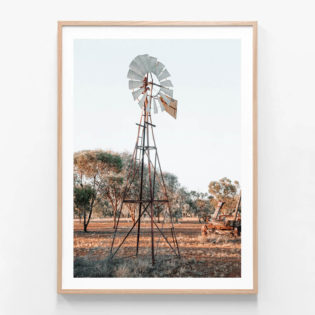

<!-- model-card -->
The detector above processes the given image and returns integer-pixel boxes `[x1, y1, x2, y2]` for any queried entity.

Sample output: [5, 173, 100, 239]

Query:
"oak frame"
[58, 21, 258, 295]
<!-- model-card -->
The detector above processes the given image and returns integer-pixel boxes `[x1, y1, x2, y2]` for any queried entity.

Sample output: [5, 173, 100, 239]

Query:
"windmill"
[110, 54, 180, 265]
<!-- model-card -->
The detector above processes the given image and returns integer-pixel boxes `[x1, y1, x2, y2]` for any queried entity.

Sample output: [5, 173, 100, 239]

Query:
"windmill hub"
[147, 73, 161, 97]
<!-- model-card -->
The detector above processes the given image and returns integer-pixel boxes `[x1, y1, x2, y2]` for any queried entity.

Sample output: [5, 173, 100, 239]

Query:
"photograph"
[58, 22, 257, 293]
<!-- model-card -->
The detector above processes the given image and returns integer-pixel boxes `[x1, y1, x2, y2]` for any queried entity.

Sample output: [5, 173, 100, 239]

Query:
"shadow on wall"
[57, 293, 258, 310]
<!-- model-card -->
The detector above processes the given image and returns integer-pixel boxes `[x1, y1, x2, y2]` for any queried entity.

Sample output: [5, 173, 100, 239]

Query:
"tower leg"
[146, 113, 155, 265]
[136, 110, 146, 256]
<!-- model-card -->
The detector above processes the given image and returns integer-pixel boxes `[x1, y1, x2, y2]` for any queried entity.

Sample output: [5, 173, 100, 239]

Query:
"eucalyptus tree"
[208, 177, 240, 214]
[73, 150, 123, 232]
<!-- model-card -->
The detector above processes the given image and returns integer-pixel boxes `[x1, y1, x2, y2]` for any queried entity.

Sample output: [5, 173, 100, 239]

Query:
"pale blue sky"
[74, 39, 241, 192]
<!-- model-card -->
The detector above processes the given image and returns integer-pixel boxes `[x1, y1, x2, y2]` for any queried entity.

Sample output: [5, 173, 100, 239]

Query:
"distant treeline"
[73, 150, 240, 232]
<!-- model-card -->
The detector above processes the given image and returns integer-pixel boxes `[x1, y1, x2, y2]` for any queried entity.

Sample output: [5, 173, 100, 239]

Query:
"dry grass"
[73, 219, 241, 278]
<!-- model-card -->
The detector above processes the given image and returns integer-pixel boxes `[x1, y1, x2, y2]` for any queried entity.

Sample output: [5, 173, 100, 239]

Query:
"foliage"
[208, 177, 240, 214]
[73, 186, 95, 221]
[74, 186, 95, 208]
[208, 177, 239, 200]
[73, 150, 241, 224]
[73, 150, 123, 231]
[96, 152, 123, 172]
[186, 191, 214, 222]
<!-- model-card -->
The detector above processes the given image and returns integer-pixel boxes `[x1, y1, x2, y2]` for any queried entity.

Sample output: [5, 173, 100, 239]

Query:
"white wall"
[0, 0, 314, 314]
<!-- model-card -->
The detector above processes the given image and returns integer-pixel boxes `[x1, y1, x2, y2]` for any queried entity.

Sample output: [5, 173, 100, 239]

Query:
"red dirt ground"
[74, 218, 241, 277]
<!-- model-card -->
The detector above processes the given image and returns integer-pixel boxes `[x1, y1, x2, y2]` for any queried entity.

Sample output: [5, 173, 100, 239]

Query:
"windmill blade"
[153, 98, 159, 113]
[157, 97, 166, 111]
[152, 61, 164, 76]
[134, 55, 147, 75]
[127, 69, 143, 81]
[147, 56, 157, 72]
[132, 87, 145, 100]
[147, 96, 152, 113]
[160, 79, 173, 88]
[158, 69, 171, 81]
[139, 54, 150, 73]
[129, 80, 143, 90]
[138, 92, 147, 108]
[129, 59, 146, 76]
[160, 87, 173, 98]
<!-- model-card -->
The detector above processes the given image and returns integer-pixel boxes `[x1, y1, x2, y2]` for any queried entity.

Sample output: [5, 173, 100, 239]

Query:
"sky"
[73, 39, 241, 193]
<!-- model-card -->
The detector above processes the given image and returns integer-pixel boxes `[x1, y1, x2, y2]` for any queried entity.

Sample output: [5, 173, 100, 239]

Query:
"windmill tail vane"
[109, 54, 180, 265]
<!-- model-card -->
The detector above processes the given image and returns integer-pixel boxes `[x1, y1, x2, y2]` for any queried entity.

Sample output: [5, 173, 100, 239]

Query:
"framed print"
[58, 21, 257, 294]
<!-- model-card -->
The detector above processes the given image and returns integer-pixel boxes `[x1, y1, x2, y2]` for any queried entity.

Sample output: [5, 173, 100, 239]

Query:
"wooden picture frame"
[58, 21, 257, 294]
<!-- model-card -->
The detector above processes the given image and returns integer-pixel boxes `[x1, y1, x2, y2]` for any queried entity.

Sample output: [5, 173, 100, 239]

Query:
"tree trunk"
[113, 209, 117, 229]
[86, 210, 93, 231]
[129, 205, 136, 224]
[83, 208, 87, 232]
[85, 198, 95, 233]
[107, 196, 116, 229]
[131, 210, 135, 224]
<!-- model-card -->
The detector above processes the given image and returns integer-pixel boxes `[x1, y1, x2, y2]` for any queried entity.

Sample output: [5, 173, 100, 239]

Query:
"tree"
[175, 187, 192, 218]
[102, 176, 124, 228]
[94, 198, 112, 218]
[73, 150, 123, 232]
[74, 186, 95, 231]
[125, 202, 137, 224]
[172, 187, 190, 221]
[208, 177, 240, 214]
[162, 173, 181, 222]
[186, 191, 214, 222]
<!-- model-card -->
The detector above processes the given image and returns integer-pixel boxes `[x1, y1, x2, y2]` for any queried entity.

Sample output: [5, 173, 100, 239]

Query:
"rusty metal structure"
[110, 55, 180, 264]
[212, 201, 225, 221]
[203, 194, 242, 236]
